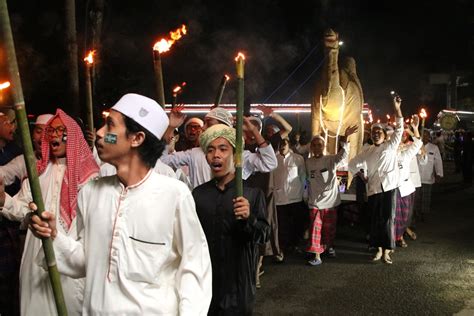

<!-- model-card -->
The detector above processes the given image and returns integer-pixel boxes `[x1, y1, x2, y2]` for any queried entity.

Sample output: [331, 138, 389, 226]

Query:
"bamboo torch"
[235, 52, 245, 218]
[84, 50, 95, 147]
[420, 108, 427, 136]
[171, 82, 186, 109]
[0, 1, 68, 315]
[213, 74, 230, 108]
[153, 24, 187, 108]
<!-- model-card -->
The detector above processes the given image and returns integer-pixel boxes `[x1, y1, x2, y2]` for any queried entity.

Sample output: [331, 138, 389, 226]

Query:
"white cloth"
[1, 159, 86, 316]
[397, 138, 422, 197]
[349, 117, 404, 197]
[51, 171, 212, 315]
[99, 159, 177, 180]
[417, 142, 443, 184]
[274, 152, 306, 205]
[161, 145, 278, 189]
[306, 142, 348, 209]
[0, 154, 27, 186]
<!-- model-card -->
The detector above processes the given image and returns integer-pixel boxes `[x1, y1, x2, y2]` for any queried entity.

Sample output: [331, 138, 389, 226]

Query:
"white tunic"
[51, 171, 212, 315]
[417, 142, 443, 184]
[161, 145, 278, 189]
[0, 154, 27, 186]
[397, 138, 422, 197]
[1, 159, 85, 316]
[348, 117, 404, 196]
[274, 151, 306, 205]
[306, 142, 348, 209]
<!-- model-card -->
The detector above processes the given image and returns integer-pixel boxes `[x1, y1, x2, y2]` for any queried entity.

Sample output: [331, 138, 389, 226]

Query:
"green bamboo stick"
[0, 1, 68, 315]
[235, 53, 245, 205]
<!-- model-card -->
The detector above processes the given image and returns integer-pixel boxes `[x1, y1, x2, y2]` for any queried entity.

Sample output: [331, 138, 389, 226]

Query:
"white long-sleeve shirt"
[161, 145, 278, 189]
[417, 142, 443, 184]
[349, 117, 404, 196]
[51, 170, 212, 315]
[306, 142, 348, 209]
[1, 159, 87, 316]
[0, 154, 27, 186]
[397, 138, 422, 197]
[274, 151, 306, 205]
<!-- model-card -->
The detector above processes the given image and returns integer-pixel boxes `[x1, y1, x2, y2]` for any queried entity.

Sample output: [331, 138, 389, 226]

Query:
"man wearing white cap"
[29, 94, 212, 315]
[175, 117, 204, 151]
[349, 96, 404, 264]
[162, 106, 277, 189]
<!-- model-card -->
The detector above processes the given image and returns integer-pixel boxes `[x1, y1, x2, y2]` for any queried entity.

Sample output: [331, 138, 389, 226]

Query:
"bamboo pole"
[213, 74, 229, 108]
[84, 51, 95, 147]
[0, 1, 68, 315]
[153, 50, 166, 108]
[234, 53, 245, 215]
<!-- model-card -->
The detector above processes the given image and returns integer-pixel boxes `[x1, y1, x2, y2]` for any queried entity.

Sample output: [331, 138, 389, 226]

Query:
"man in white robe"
[30, 93, 212, 315]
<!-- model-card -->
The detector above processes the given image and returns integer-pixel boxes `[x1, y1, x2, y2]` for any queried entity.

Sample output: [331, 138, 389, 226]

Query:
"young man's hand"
[233, 196, 250, 219]
[27, 203, 57, 240]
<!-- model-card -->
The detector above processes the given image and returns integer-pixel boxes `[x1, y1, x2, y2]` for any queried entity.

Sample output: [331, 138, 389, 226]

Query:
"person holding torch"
[193, 124, 270, 315]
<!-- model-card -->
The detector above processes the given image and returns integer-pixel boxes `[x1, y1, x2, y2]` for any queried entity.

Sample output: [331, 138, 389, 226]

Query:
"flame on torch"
[235, 52, 246, 62]
[173, 86, 182, 94]
[102, 110, 110, 118]
[420, 108, 427, 119]
[153, 24, 187, 54]
[386, 114, 391, 120]
[0, 81, 11, 90]
[225, 74, 230, 81]
[84, 50, 95, 65]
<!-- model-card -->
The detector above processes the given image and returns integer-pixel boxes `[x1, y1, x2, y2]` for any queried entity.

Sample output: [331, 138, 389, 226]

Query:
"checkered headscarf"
[37, 109, 99, 230]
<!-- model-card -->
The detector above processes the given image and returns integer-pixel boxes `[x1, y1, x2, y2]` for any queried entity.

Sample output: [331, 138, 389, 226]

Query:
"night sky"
[0, 0, 473, 127]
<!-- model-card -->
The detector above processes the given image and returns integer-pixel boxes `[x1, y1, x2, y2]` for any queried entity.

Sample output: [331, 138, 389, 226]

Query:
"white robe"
[51, 170, 212, 315]
[1, 159, 88, 316]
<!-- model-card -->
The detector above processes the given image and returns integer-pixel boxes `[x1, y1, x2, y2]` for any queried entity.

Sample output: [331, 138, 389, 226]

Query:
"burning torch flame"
[377, 119, 381, 123]
[386, 114, 391, 120]
[420, 108, 427, 119]
[0, 81, 11, 90]
[225, 74, 230, 81]
[153, 24, 187, 54]
[173, 86, 182, 94]
[102, 110, 110, 118]
[235, 52, 246, 62]
[84, 50, 95, 65]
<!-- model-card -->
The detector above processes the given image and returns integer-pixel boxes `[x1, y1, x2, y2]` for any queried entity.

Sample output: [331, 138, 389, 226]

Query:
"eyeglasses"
[45, 126, 67, 136]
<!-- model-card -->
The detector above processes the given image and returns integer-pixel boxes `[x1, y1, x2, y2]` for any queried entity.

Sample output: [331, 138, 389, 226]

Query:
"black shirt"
[193, 178, 269, 315]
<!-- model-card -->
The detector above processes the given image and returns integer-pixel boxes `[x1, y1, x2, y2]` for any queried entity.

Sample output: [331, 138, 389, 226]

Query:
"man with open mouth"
[193, 123, 269, 315]
[0, 109, 99, 315]
[28, 94, 212, 315]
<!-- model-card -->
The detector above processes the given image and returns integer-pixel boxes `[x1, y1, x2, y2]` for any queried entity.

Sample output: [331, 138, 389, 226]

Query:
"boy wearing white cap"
[306, 126, 358, 265]
[30, 94, 212, 315]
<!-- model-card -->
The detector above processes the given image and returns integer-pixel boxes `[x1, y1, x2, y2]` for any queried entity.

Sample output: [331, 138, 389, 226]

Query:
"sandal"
[406, 228, 417, 241]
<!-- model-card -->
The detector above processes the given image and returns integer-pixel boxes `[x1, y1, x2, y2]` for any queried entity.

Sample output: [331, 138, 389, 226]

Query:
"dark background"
[0, 0, 473, 128]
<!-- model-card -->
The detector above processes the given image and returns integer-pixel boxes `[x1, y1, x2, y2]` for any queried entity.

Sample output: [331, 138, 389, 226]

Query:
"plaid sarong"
[306, 207, 337, 254]
[395, 191, 413, 240]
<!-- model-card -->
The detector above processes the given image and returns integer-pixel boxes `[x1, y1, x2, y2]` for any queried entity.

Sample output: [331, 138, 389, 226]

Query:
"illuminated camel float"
[311, 29, 364, 171]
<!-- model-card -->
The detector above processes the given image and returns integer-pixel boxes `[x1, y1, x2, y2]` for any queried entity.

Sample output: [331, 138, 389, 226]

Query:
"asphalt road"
[254, 162, 474, 315]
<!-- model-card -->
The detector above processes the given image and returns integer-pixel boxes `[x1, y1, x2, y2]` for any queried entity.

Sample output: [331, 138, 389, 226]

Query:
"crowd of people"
[0, 93, 462, 315]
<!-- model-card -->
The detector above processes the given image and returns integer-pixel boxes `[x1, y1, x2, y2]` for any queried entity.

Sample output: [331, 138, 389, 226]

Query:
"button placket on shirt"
[107, 188, 128, 281]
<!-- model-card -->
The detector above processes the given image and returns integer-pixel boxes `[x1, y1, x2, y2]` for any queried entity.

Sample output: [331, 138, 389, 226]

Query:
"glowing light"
[420, 108, 427, 119]
[338, 41, 344, 46]
[84, 50, 95, 65]
[102, 110, 110, 118]
[225, 74, 230, 81]
[0, 81, 11, 90]
[153, 24, 187, 54]
[235, 52, 246, 62]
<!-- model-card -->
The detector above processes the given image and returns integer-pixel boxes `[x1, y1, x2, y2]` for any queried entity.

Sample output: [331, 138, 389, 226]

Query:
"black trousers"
[276, 201, 308, 251]
[368, 189, 397, 250]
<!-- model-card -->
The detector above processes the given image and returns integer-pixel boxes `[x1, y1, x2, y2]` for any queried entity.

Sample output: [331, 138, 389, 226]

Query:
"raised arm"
[256, 104, 293, 139]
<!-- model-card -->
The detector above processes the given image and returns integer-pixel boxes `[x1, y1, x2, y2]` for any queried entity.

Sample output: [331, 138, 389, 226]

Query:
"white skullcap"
[184, 117, 204, 129]
[205, 107, 233, 127]
[35, 114, 54, 125]
[111, 93, 169, 139]
[371, 123, 384, 130]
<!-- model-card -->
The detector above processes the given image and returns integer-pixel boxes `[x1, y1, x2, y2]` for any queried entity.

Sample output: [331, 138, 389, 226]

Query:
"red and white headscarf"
[37, 109, 99, 230]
